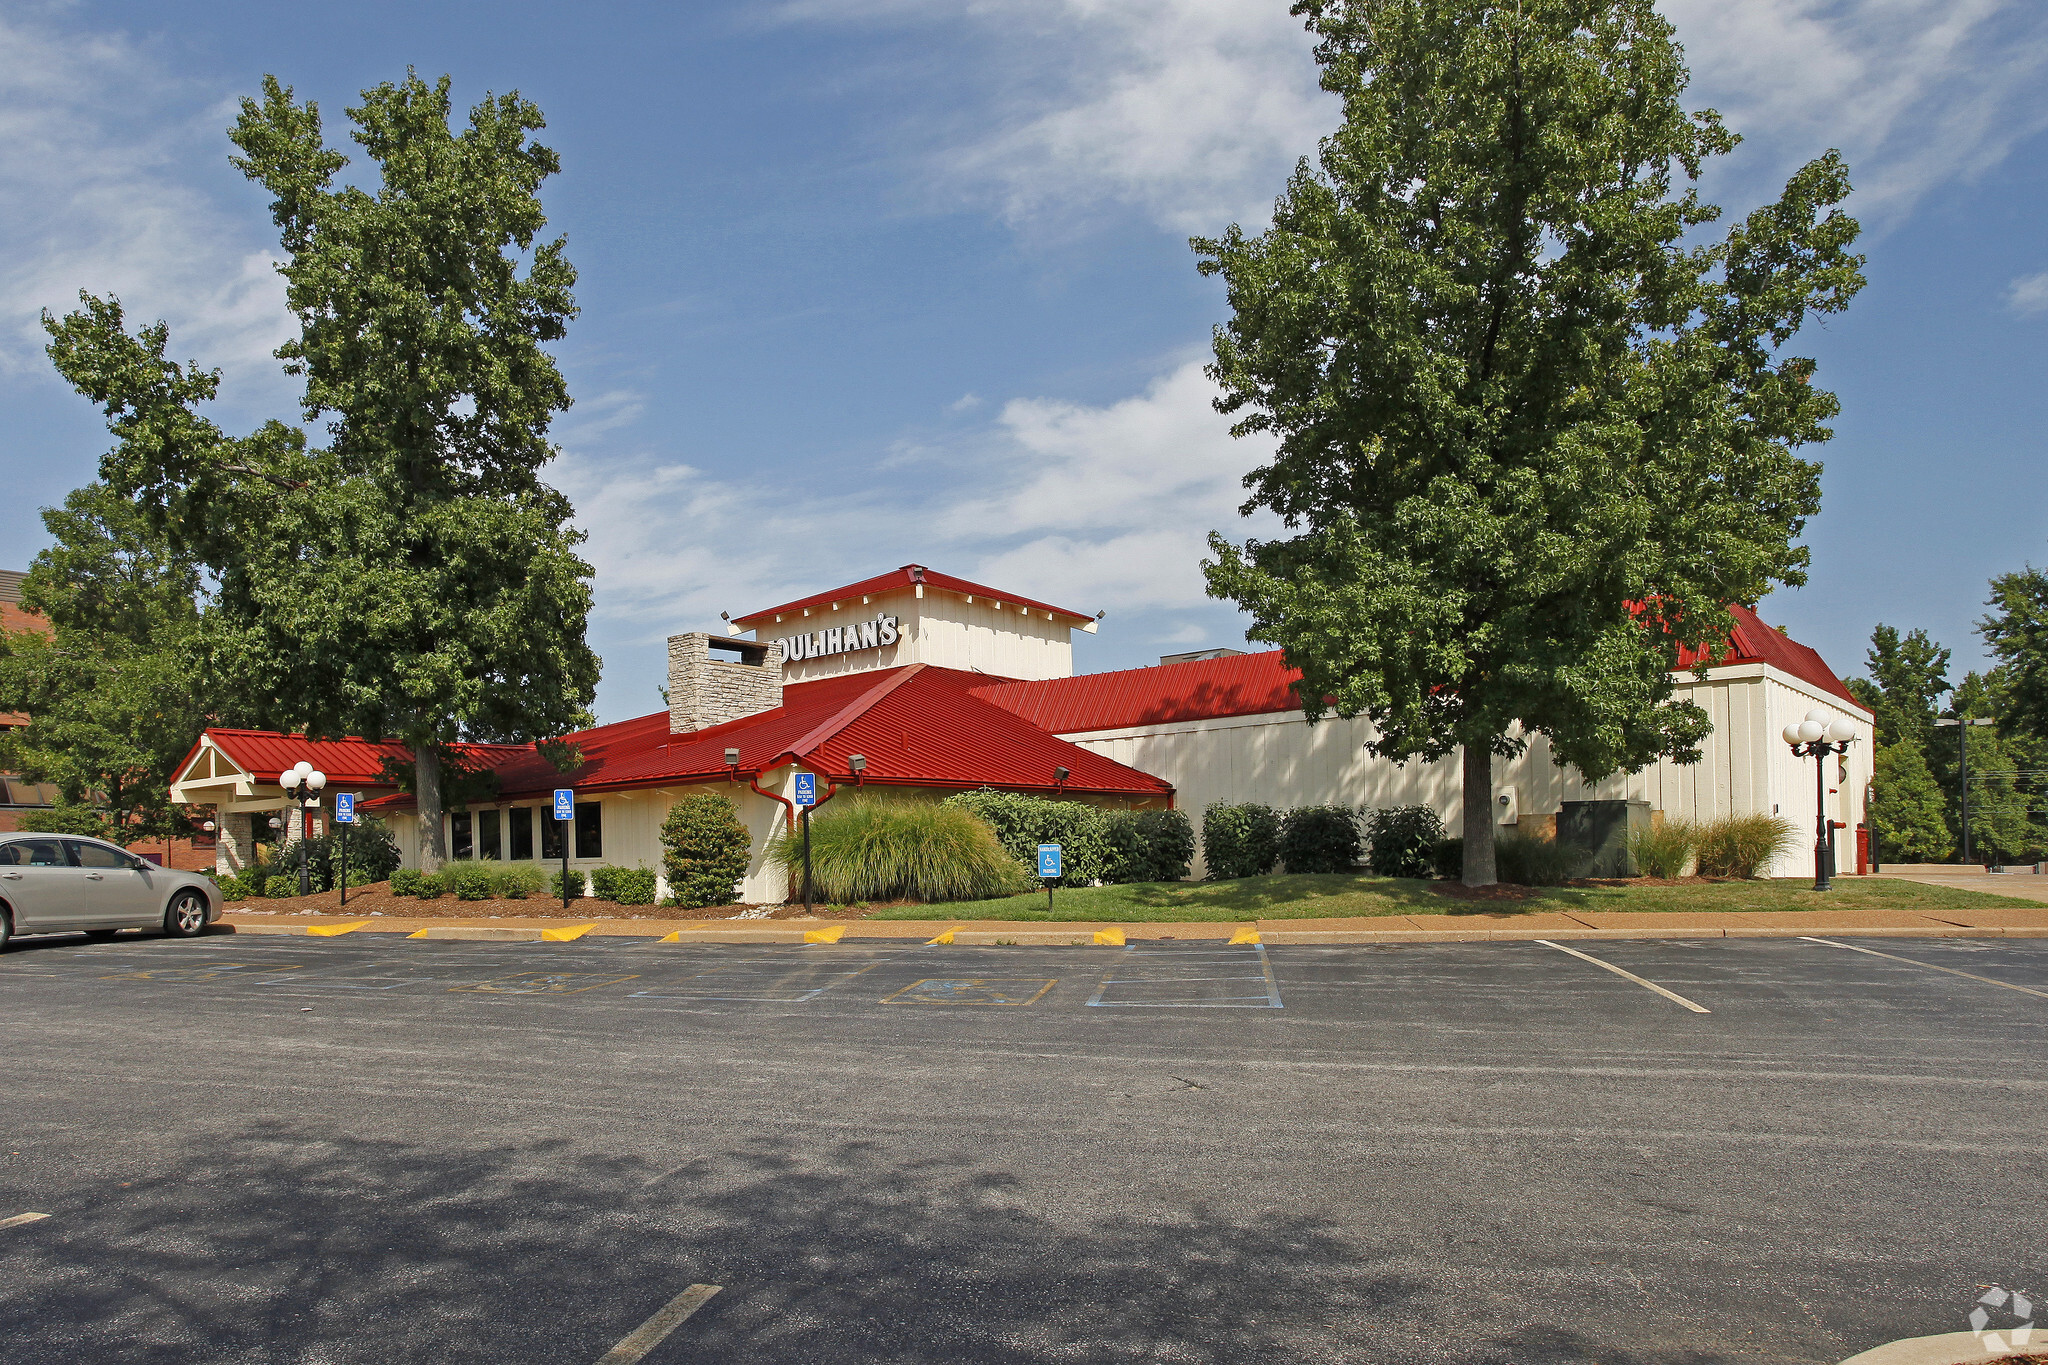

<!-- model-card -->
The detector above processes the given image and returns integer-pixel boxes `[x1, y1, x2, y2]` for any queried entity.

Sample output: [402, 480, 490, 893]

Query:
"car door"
[68, 840, 160, 927]
[0, 836, 86, 931]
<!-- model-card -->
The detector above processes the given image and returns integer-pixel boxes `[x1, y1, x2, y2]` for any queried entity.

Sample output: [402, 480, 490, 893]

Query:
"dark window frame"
[509, 807, 534, 860]
[574, 802, 602, 860]
[478, 808, 501, 861]
[450, 810, 473, 860]
[540, 809, 565, 861]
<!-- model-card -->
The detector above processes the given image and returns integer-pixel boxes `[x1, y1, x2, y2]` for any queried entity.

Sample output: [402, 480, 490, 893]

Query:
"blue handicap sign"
[793, 773, 817, 808]
[553, 788, 575, 821]
[1037, 844, 1062, 879]
[334, 793, 356, 824]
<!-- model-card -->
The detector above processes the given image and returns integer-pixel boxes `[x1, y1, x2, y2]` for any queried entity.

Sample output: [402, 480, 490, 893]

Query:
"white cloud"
[559, 357, 1276, 642]
[0, 15, 292, 395]
[2010, 271, 2048, 318]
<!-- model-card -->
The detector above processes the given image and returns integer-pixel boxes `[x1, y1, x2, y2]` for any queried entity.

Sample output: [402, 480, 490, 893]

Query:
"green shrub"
[1202, 803, 1281, 879]
[279, 818, 403, 895]
[490, 865, 546, 899]
[590, 865, 658, 905]
[660, 795, 752, 908]
[1428, 831, 1585, 885]
[1101, 808, 1196, 883]
[389, 867, 424, 896]
[1279, 805, 1361, 873]
[446, 862, 497, 901]
[413, 871, 448, 899]
[549, 868, 586, 900]
[16, 802, 115, 837]
[941, 789, 1110, 887]
[1629, 818, 1699, 878]
[263, 875, 297, 899]
[1365, 805, 1445, 878]
[1695, 814, 1800, 879]
[771, 797, 1030, 903]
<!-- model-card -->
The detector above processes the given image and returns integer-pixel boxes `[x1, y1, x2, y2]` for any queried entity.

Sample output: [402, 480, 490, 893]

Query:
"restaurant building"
[170, 564, 1873, 896]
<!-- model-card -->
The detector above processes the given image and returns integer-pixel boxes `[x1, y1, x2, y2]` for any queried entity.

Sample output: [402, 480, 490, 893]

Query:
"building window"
[478, 808, 501, 860]
[541, 809, 564, 861]
[451, 810, 473, 860]
[510, 807, 534, 860]
[574, 802, 602, 860]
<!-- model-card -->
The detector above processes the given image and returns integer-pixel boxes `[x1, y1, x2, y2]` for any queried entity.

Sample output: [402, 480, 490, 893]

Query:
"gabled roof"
[973, 603, 1860, 735]
[731, 564, 1095, 627]
[362, 664, 1171, 811]
[172, 729, 526, 791]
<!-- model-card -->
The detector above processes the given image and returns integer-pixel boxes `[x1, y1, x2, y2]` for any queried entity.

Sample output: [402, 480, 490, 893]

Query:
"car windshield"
[0, 838, 71, 867]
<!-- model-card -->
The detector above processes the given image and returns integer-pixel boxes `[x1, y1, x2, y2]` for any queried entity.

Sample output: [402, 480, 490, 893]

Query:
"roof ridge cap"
[778, 664, 929, 763]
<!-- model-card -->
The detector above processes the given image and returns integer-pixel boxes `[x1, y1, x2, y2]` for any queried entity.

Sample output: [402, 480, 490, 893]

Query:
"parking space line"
[1801, 937, 2048, 999]
[1535, 941, 1711, 1013]
[595, 1283, 721, 1364]
[1, 1212, 49, 1229]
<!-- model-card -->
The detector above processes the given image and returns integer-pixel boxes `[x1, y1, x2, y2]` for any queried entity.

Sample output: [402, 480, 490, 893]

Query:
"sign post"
[334, 793, 356, 906]
[793, 773, 817, 914]
[554, 789, 575, 910]
[1037, 843, 1062, 913]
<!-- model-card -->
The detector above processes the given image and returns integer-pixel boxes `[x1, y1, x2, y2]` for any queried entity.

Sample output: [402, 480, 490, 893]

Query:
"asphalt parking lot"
[1, 931, 2042, 1364]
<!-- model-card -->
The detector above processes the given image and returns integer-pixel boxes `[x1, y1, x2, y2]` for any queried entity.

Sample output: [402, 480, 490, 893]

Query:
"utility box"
[1558, 800, 1652, 878]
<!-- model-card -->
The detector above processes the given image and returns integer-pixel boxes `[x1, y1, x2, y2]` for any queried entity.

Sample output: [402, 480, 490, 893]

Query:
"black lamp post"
[1782, 709, 1860, 892]
[277, 761, 328, 896]
[1932, 716, 1995, 865]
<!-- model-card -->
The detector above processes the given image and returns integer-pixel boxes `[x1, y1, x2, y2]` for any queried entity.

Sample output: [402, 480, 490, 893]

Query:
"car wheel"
[84, 928, 120, 941]
[163, 891, 208, 938]
[0, 909, 11, 951]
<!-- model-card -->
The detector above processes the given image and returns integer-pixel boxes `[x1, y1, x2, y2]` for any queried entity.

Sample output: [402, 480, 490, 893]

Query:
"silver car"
[0, 834, 221, 947]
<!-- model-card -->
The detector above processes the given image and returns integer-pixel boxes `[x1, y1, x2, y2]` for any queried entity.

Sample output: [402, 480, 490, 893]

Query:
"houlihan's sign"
[783, 614, 899, 662]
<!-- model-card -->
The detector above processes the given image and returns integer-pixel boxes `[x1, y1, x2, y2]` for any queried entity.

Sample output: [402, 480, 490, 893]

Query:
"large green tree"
[1980, 560, 2048, 743]
[1845, 624, 1950, 750]
[0, 484, 211, 837]
[1197, 0, 1864, 883]
[43, 72, 599, 870]
[1845, 623, 1955, 861]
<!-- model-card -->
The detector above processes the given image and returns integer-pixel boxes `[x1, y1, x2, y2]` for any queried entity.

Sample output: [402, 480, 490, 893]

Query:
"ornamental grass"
[1695, 813, 1801, 879]
[768, 797, 1030, 904]
[1628, 819, 1700, 879]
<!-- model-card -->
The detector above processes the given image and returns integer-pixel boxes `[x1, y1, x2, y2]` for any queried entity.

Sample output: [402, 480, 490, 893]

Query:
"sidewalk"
[221, 903, 2048, 944]
[1871, 867, 2048, 902]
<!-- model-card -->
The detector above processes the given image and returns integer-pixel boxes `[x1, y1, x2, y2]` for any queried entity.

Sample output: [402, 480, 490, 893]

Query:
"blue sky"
[3, 0, 2045, 725]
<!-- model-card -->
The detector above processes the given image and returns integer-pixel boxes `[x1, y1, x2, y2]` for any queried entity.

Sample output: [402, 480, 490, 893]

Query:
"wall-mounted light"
[725, 747, 741, 783]
[848, 754, 867, 786]
[1053, 765, 1070, 788]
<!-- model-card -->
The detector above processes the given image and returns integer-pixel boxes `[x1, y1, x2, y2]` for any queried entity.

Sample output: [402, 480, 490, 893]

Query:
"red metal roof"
[181, 729, 526, 789]
[731, 564, 1095, 627]
[363, 665, 1171, 811]
[976, 603, 1860, 734]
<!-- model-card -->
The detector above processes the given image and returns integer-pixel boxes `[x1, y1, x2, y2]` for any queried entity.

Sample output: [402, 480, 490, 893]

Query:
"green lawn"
[856, 874, 2046, 923]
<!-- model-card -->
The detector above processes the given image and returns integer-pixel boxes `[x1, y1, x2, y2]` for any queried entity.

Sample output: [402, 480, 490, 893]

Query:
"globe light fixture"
[278, 761, 329, 896]
[1784, 709, 1862, 891]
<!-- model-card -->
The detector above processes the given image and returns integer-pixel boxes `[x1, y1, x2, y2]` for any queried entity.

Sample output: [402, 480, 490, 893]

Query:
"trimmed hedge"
[591, 865, 659, 906]
[1101, 808, 1196, 883]
[447, 862, 497, 901]
[1278, 805, 1360, 873]
[549, 868, 586, 900]
[940, 789, 1109, 888]
[1202, 803, 1281, 879]
[263, 875, 296, 899]
[493, 865, 546, 899]
[1364, 805, 1444, 878]
[660, 794, 752, 908]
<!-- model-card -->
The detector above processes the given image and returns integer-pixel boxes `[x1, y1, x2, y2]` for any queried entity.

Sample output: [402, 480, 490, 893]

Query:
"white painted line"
[1535, 940, 1711, 1013]
[1801, 937, 2048, 1000]
[594, 1283, 722, 1364]
[0, 1212, 49, 1229]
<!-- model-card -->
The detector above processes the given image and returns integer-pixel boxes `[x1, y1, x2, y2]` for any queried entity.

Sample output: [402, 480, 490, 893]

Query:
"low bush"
[1203, 803, 1281, 879]
[591, 865, 659, 906]
[1279, 805, 1361, 874]
[446, 862, 497, 901]
[1695, 814, 1800, 879]
[1431, 837, 1463, 880]
[1365, 805, 1445, 878]
[389, 867, 424, 896]
[491, 865, 546, 899]
[1629, 819, 1698, 879]
[1101, 808, 1196, 884]
[770, 797, 1029, 903]
[1429, 831, 1586, 885]
[941, 789, 1110, 887]
[549, 868, 586, 900]
[263, 875, 296, 899]
[413, 871, 448, 899]
[660, 795, 752, 908]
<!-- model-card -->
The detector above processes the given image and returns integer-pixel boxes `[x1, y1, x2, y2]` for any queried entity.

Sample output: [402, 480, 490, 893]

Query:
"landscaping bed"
[222, 883, 821, 921]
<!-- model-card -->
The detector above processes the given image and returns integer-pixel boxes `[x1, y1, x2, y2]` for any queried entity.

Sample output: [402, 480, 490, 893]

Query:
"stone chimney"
[668, 633, 785, 734]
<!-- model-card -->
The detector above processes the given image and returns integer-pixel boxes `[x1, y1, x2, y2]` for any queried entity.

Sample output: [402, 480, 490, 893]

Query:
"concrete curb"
[1837, 1329, 2045, 1364]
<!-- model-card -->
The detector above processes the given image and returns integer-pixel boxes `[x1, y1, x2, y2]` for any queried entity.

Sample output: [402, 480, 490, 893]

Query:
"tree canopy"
[1196, 0, 1865, 883]
[43, 72, 599, 870]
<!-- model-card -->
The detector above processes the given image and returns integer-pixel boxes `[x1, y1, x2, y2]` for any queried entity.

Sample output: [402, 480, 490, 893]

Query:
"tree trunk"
[416, 744, 446, 872]
[1461, 741, 1497, 887]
